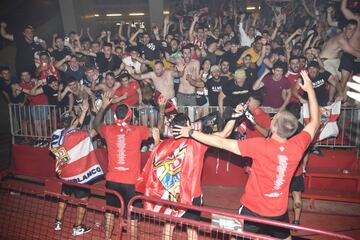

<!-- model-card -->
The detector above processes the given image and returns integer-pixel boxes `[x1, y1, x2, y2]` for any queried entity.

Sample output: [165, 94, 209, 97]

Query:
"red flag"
[50, 129, 104, 184]
[136, 138, 207, 217]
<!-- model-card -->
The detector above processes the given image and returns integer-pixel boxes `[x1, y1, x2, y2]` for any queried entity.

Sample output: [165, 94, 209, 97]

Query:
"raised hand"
[64, 55, 72, 61]
[299, 70, 314, 92]
[172, 123, 192, 139]
[347, 75, 360, 102]
[0, 22, 7, 28]
[176, 62, 185, 72]
[101, 91, 113, 108]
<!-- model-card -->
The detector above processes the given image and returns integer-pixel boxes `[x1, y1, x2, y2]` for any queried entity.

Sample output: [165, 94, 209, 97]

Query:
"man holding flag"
[50, 100, 104, 236]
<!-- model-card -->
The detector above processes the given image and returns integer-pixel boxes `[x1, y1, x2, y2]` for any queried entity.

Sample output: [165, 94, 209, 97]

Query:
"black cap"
[46, 75, 57, 84]
[206, 37, 217, 46]
[307, 61, 320, 69]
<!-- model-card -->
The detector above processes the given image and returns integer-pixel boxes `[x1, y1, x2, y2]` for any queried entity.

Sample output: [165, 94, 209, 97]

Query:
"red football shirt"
[99, 124, 150, 184]
[20, 81, 48, 105]
[237, 131, 311, 216]
[286, 71, 302, 103]
[112, 81, 140, 111]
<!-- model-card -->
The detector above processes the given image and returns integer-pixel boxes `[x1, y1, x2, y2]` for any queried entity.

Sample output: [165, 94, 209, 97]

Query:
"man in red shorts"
[174, 70, 320, 239]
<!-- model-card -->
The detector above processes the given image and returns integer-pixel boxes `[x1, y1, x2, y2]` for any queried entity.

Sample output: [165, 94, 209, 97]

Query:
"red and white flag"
[50, 128, 104, 184]
[302, 101, 341, 142]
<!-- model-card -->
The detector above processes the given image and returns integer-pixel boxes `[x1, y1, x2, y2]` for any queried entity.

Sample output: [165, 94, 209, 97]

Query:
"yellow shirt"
[237, 48, 260, 65]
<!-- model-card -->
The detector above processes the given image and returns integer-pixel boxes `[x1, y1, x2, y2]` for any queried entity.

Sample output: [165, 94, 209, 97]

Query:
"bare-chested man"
[91, 72, 121, 123]
[177, 45, 202, 107]
[91, 72, 120, 95]
[128, 61, 185, 106]
[319, 14, 360, 98]
[338, 0, 360, 100]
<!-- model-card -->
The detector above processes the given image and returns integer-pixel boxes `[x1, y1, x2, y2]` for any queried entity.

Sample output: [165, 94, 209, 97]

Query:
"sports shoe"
[33, 139, 42, 147]
[292, 220, 300, 225]
[54, 220, 62, 231]
[141, 146, 148, 152]
[39, 139, 48, 148]
[72, 224, 92, 236]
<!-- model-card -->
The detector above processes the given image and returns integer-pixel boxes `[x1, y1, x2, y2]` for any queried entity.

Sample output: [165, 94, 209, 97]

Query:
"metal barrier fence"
[126, 195, 355, 240]
[8, 104, 360, 149]
[0, 174, 124, 240]
[0, 171, 356, 240]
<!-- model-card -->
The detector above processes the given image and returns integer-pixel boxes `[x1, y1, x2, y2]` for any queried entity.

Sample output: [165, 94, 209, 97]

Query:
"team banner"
[302, 101, 341, 142]
[50, 128, 104, 184]
[136, 139, 207, 217]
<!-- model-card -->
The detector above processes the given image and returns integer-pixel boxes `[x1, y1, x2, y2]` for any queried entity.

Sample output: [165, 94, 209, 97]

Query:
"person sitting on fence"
[50, 99, 103, 236]
[93, 91, 159, 240]
[173, 70, 320, 240]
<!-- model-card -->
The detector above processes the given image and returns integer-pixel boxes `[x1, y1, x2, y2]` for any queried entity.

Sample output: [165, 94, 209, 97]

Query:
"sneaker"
[292, 220, 300, 225]
[39, 139, 48, 148]
[72, 224, 92, 236]
[54, 220, 62, 231]
[33, 139, 42, 147]
[141, 146, 148, 153]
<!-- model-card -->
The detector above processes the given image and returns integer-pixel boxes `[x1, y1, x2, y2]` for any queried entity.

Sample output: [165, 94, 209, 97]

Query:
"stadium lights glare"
[129, 13, 145, 16]
[106, 13, 122, 17]
[163, 11, 170, 15]
[246, 6, 256, 10]
[94, 14, 100, 17]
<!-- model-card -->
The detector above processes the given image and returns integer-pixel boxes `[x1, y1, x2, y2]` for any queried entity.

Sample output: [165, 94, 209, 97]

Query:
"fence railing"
[126, 195, 355, 240]
[8, 104, 360, 149]
[0, 174, 124, 240]
[0, 172, 355, 240]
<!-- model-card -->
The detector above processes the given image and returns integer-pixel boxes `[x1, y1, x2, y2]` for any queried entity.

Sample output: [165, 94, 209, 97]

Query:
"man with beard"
[220, 59, 232, 79]
[240, 54, 258, 86]
[253, 61, 291, 112]
[177, 45, 201, 107]
[55, 55, 85, 82]
[286, 56, 302, 103]
[294, 61, 342, 106]
[128, 61, 185, 105]
[218, 69, 251, 117]
[205, 65, 227, 107]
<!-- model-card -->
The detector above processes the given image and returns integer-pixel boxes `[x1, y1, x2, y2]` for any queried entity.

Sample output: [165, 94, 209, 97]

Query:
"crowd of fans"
[0, 0, 359, 148]
[0, 0, 359, 239]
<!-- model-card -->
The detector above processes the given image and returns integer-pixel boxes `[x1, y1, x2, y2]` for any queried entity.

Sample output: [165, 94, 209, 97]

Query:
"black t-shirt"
[43, 85, 68, 107]
[222, 80, 251, 107]
[205, 76, 227, 106]
[304, 71, 331, 106]
[245, 66, 258, 86]
[138, 41, 161, 61]
[51, 47, 72, 61]
[14, 34, 43, 75]
[222, 50, 242, 73]
[96, 53, 122, 73]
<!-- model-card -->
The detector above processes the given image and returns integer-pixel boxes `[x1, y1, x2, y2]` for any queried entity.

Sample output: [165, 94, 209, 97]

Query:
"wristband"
[188, 129, 195, 138]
